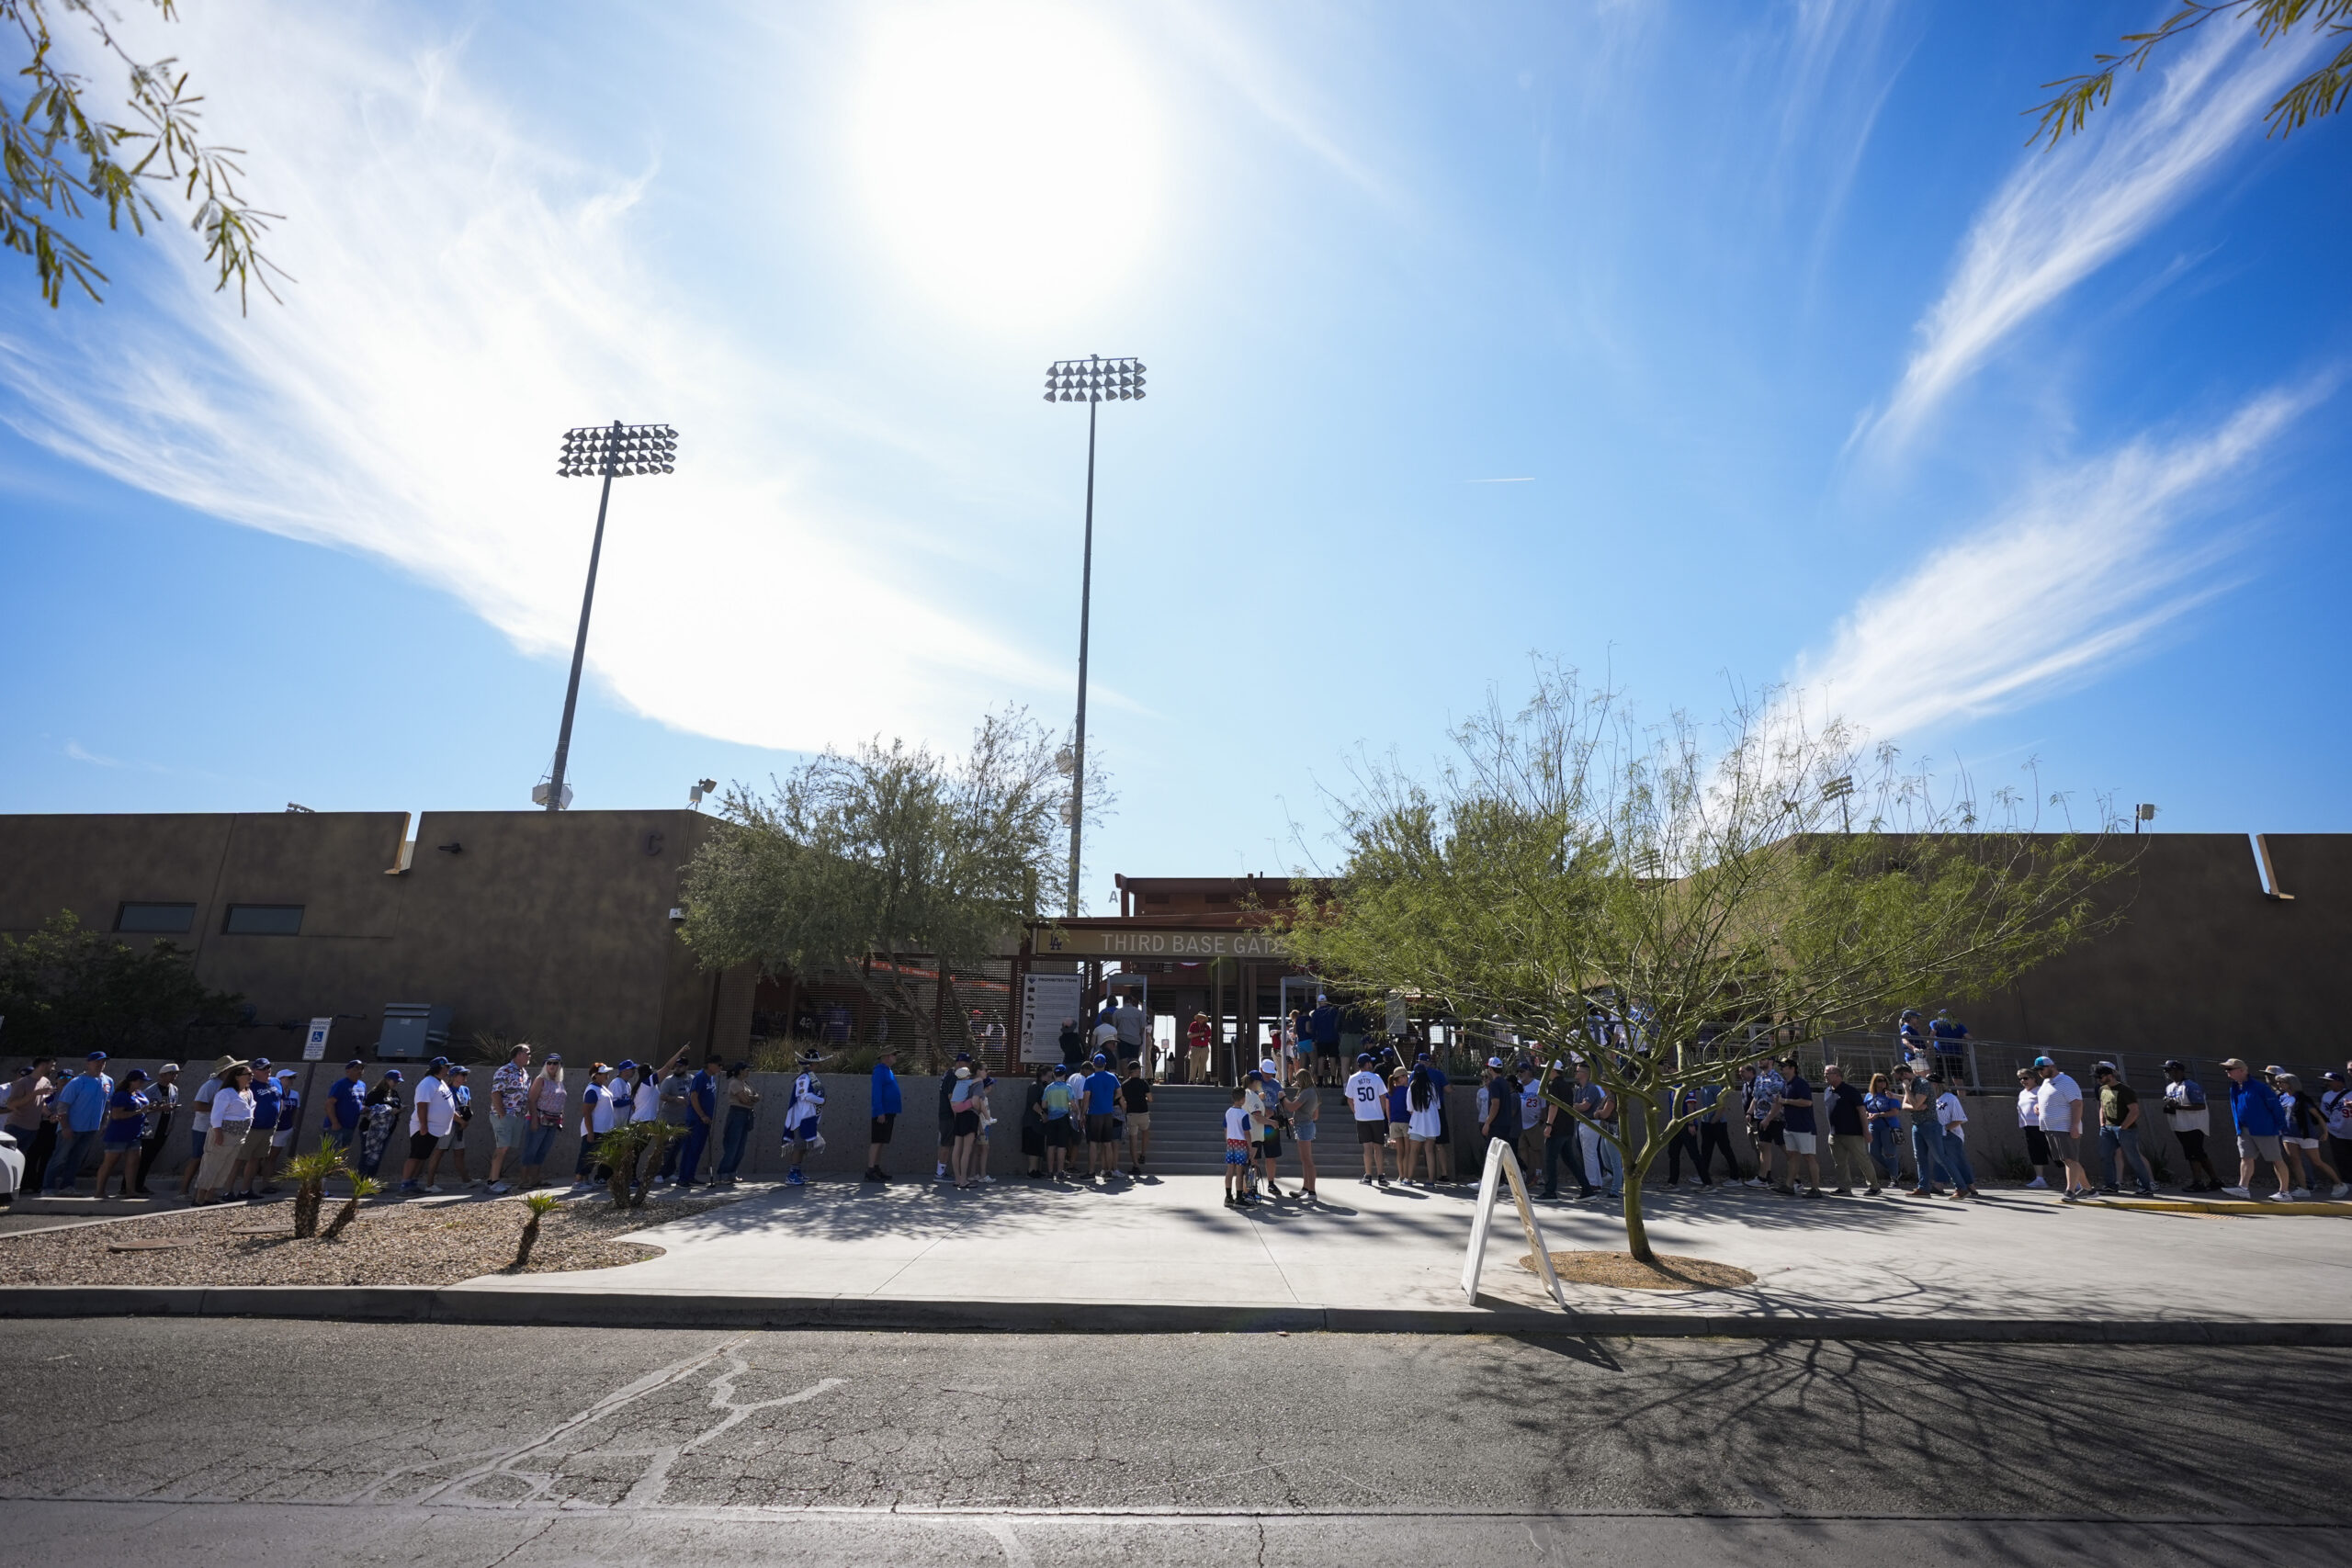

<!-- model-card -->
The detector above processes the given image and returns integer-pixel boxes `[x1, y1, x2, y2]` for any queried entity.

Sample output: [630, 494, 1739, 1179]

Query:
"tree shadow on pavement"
[1458, 1337, 2350, 1526]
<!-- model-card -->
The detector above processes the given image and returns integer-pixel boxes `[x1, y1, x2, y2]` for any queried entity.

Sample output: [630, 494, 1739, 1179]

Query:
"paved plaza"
[451, 1173, 2352, 1326]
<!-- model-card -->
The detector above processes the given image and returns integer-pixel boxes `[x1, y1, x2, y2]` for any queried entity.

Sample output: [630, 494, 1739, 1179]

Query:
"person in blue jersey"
[43, 1052, 113, 1194]
[1307, 996, 1342, 1085]
[865, 1043, 901, 1184]
[1777, 1057, 1823, 1199]
[322, 1059, 367, 1159]
[1082, 1055, 1122, 1179]
[1928, 1009, 1969, 1074]
[674, 1055, 721, 1189]
[91, 1068, 151, 1199]
[239, 1061, 283, 1198]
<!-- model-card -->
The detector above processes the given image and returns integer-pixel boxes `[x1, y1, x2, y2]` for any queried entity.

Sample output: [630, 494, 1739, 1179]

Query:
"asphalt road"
[1, 1320, 2343, 1566]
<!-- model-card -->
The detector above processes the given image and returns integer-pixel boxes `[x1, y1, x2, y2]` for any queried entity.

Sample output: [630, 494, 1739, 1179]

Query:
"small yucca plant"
[320, 1174, 383, 1241]
[284, 1149, 347, 1239]
[512, 1191, 561, 1270]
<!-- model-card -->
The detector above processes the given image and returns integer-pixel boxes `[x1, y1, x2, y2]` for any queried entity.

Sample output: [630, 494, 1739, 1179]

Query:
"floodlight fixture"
[2134, 802, 2156, 835]
[1041, 355, 1147, 916]
[1821, 773, 1855, 833]
[540, 421, 680, 811]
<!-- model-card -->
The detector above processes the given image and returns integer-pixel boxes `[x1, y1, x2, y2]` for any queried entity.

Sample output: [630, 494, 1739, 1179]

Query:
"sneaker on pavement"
[2025, 1176, 2048, 1189]
[2334, 1184, 2350, 1199]
[489, 1181, 510, 1194]
[2221, 1186, 2251, 1198]
[2290, 1188, 2312, 1200]
[2265, 1191, 2294, 1202]
[422, 1184, 444, 1194]
[786, 1169, 806, 1186]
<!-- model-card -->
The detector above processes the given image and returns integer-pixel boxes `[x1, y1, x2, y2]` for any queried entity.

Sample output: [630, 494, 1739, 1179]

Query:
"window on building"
[116, 902, 197, 934]
[222, 904, 304, 936]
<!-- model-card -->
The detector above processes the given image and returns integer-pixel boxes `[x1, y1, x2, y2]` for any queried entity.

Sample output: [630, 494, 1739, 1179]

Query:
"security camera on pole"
[1042, 355, 1145, 916]
[537, 422, 678, 812]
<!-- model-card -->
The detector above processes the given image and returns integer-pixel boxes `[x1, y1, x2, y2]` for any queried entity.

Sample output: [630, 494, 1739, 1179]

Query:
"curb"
[2, 1285, 2347, 1345]
[2072, 1195, 2352, 1218]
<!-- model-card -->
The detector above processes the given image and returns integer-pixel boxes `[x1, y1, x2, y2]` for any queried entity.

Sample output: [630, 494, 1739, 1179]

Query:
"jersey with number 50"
[1345, 1070, 1388, 1121]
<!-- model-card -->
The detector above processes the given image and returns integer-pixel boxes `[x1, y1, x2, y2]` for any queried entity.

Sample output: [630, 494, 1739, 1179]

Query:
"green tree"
[677, 709, 1096, 1067]
[0, 908, 244, 1056]
[4, 0, 282, 306]
[2030, 1, 2351, 146]
[1277, 666, 2130, 1266]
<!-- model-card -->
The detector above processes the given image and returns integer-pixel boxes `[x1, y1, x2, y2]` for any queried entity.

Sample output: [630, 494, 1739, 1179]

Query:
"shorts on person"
[2022, 1126, 2051, 1166]
[1225, 1139, 1250, 1165]
[1294, 1121, 1317, 1144]
[492, 1113, 527, 1150]
[2288, 1135, 2321, 1151]
[868, 1112, 896, 1145]
[2238, 1132, 2284, 1162]
[1753, 1121, 1784, 1146]
[952, 1110, 979, 1139]
[1046, 1119, 1074, 1148]
[1355, 1119, 1388, 1145]
[408, 1130, 438, 1160]
[1259, 1131, 1283, 1158]
[2044, 1129, 2080, 1163]
[1783, 1130, 1816, 1156]
[1125, 1112, 1150, 1136]
[1085, 1113, 1115, 1145]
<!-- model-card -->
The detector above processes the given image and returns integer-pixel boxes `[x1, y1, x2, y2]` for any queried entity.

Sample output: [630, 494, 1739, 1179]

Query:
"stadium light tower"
[1043, 355, 1145, 916]
[537, 421, 677, 812]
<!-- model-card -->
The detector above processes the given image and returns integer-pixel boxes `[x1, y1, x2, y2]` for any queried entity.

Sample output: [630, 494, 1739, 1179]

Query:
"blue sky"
[3, 0, 2346, 908]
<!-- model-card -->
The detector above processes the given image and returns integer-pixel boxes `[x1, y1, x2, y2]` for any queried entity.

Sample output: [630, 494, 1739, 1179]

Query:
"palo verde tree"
[678, 708, 1101, 1068]
[1279, 665, 2132, 1265]
[4, 0, 283, 306]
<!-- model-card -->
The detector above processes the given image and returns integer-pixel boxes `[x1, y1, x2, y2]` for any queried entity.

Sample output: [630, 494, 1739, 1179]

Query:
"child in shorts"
[1224, 1089, 1254, 1207]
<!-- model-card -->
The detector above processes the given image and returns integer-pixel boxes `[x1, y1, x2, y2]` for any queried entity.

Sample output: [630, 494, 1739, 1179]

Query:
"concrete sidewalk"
[457, 1172, 2352, 1326]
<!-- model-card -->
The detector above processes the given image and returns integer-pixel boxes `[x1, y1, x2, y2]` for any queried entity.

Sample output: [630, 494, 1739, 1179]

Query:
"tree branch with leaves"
[2030, 0, 2351, 146]
[4, 0, 284, 306]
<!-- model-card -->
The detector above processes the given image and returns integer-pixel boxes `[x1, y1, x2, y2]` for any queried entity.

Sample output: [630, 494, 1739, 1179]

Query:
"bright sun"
[854, 1, 1162, 325]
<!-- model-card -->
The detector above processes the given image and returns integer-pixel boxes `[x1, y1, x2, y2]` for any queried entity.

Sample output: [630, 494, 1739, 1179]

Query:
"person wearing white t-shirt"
[401, 1059, 457, 1194]
[1222, 1090, 1255, 1207]
[1344, 1054, 1391, 1186]
[2032, 1058, 2090, 1199]
[2013, 1069, 2050, 1189]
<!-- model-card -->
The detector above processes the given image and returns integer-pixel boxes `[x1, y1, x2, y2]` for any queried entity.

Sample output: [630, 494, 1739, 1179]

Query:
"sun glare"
[854, 2, 1162, 325]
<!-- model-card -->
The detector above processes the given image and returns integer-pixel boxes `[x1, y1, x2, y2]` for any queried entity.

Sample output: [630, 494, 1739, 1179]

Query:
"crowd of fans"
[6, 1027, 2347, 1209]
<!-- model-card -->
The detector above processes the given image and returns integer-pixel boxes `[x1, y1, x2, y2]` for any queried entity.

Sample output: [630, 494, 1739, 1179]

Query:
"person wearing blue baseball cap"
[322, 1059, 368, 1161]
[1082, 1054, 1122, 1179]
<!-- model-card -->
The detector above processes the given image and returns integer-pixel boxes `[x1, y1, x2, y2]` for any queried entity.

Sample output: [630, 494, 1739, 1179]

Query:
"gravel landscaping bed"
[0, 1192, 735, 1288]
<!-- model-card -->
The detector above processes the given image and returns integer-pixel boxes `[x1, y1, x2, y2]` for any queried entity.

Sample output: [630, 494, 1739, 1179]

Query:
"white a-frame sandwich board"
[1461, 1136, 1569, 1312]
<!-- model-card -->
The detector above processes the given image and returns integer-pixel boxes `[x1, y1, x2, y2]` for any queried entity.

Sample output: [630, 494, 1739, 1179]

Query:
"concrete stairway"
[1130, 1083, 1241, 1176]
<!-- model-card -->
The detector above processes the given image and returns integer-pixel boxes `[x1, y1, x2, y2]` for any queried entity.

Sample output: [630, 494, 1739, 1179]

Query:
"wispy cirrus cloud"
[0, 2, 1076, 769]
[1855, 21, 2320, 455]
[1795, 387, 2312, 739]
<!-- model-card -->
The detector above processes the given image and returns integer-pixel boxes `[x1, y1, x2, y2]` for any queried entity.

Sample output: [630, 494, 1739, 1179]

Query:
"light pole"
[1044, 355, 1145, 915]
[539, 421, 677, 812]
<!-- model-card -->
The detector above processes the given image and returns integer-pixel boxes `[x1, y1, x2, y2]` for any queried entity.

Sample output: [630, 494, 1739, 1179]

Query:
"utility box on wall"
[377, 1002, 453, 1060]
